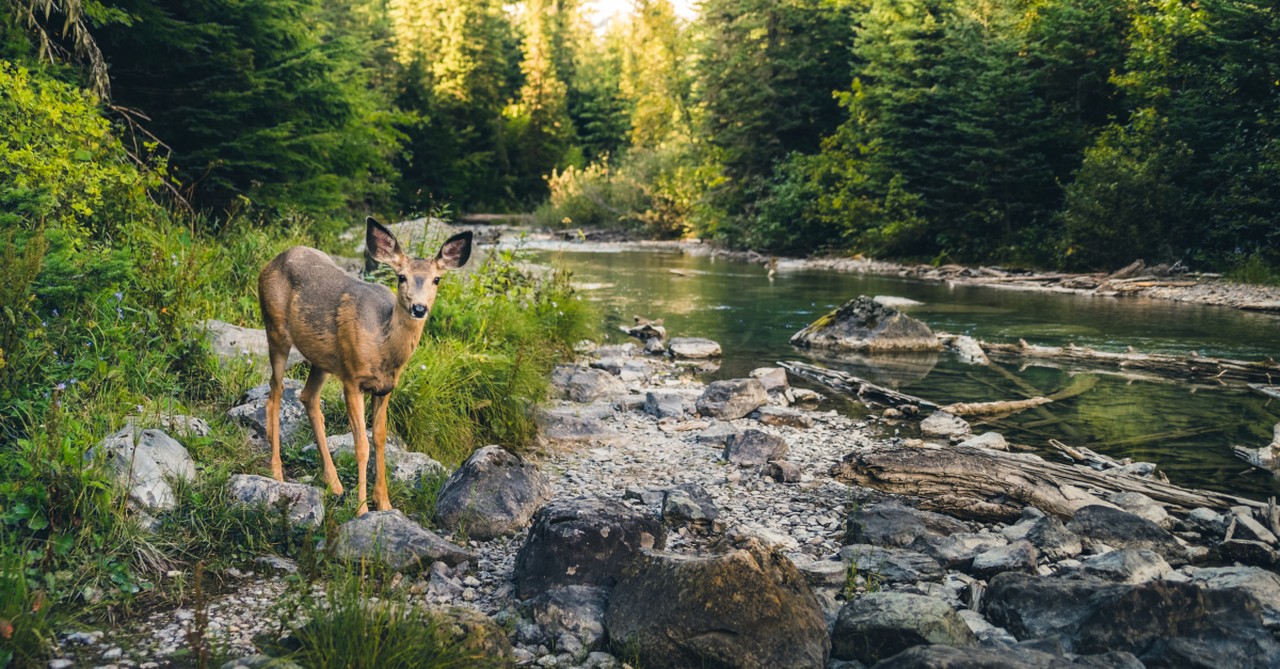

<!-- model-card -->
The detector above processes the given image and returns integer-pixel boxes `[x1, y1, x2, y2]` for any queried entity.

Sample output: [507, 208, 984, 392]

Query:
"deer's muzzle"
[410, 304, 428, 319]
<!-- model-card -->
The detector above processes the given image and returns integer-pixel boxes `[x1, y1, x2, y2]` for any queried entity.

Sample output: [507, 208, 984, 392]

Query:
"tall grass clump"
[390, 242, 595, 465]
[0, 541, 57, 669]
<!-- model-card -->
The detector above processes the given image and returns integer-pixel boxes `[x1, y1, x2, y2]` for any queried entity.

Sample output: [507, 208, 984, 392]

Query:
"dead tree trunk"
[831, 443, 1264, 523]
[980, 339, 1280, 385]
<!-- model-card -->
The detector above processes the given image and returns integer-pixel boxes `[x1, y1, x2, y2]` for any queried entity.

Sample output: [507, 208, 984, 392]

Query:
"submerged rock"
[605, 539, 829, 669]
[668, 337, 722, 359]
[790, 296, 941, 352]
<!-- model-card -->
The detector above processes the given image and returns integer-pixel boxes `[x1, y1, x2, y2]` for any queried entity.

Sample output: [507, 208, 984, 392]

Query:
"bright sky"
[584, 0, 698, 28]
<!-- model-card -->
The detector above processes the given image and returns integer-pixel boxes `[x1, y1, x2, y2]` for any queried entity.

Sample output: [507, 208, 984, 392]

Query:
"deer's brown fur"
[258, 217, 472, 514]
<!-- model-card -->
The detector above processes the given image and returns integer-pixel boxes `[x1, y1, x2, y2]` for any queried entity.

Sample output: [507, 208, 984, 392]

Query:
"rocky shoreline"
[55, 321, 1280, 669]
[498, 227, 1280, 314]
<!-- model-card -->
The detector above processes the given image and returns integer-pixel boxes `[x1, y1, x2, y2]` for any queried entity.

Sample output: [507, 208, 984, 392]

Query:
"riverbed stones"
[513, 496, 665, 598]
[1184, 565, 1280, 627]
[696, 378, 768, 419]
[765, 460, 802, 483]
[970, 540, 1038, 578]
[1061, 549, 1172, 584]
[331, 509, 473, 572]
[667, 337, 721, 359]
[1182, 507, 1231, 537]
[1067, 505, 1188, 564]
[1104, 491, 1172, 529]
[838, 545, 944, 584]
[831, 592, 976, 664]
[848, 501, 968, 548]
[536, 406, 624, 447]
[723, 429, 789, 466]
[435, 445, 551, 541]
[871, 645, 1143, 669]
[751, 405, 814, 429]
[302, 431, 446, 485]
[604, 539, 829, 669]
[919, 411, 971, 439]
[91, 424, 196, 512]
[226, 474, 324, 528]
[1230, 506, 1279, 543]
[790, 296, 941, 352]
[643, 389, 698, 419]
[551, 365, 628, 403]
[749, 366, 789, 393]
[525, 585, 610, 653]
[227, 380, 309, 448]
[957, 431, 1008, 451]
[660, 483, 718, 528]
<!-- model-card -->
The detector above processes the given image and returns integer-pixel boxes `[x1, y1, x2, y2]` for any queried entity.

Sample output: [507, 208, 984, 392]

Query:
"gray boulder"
[92, 424, 196, 512]
[765, 460, 803, 483]
[790, 296, 941, 352]
[643, 390, 698, 419]
[912, 532, 1008, 570]
[226, 474, 324, 528]
[1185, 565, 1280, 628]
[203, 319, 304, 369]
[696, 378, 768, 419]
[750, 367, 789, 393]
[920, 412, 971, 439]
[1067, 505, 1188, 565]
[435, 446, 550, 541]
[1104, 492, 1171, 529]
[551, 365, 628, 403]
[751, 405, 814, 429]
[831, 593, 976, 665]
[1062, 548, 1171, 584]
[849, 501, 969, 549]
[956, 431, 1008, 451]
[536, 406, 624, 447]
[1024, 515, 1084, 561]
[723, 429, 789, 466]
[331, 509, 473, 572]
[970, 540, 1038, 579]
[303, 431, 446, 485]
[668, 337, 722, 359]
[526, 585, 610, 652]
[839, 545, 945, 584]
[871, 645, 1144, 669]
[227, 380, 309, 448]
[605, 539, 830, 669]
[513, 496, 665, 598]
[661, 483, 719, 527]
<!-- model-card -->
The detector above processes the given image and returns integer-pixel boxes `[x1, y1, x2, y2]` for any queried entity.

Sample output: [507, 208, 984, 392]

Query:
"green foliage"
[0, 542, 57, 669]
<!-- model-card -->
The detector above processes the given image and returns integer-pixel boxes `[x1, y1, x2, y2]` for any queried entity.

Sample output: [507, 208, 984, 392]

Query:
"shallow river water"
[525, 243, 1280, 501]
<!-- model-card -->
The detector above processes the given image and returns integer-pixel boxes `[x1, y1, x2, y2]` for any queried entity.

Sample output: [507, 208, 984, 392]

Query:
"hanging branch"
[11, 0, 110, 99]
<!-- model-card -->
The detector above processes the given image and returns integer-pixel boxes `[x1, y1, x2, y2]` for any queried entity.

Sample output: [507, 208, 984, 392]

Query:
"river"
[521, 241, 1280, 501]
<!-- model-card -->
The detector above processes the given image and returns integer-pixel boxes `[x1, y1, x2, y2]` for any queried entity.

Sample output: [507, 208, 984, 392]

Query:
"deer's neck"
[384, 306, 427, 371]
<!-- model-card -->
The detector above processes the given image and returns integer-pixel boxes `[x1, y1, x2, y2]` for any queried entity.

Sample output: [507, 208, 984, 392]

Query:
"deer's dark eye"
[432, 276, 441, 285]
[397, 274, 407, 284]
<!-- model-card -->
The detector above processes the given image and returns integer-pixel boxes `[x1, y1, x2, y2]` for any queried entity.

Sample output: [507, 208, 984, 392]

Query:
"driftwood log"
[831, 443, 1264, 523]
[981, 339, 1280, 385]
[940, 397, 1053, 417]
[779, 361, 939, 409]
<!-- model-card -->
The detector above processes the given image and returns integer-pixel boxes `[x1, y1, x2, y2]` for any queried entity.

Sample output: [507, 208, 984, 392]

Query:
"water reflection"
[532, 245, 1280, 501]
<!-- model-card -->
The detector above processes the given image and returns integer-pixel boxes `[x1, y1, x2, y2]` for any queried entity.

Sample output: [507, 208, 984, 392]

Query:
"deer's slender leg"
[301, 366, 343, 496]
[369, 393, 392, 511]
[266, 349, 288, 481]
[343, 381, 370, 516]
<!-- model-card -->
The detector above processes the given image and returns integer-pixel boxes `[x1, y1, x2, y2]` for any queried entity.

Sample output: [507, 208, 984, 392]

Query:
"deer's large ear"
[366, 217, 405, 267]
[437, 230, 473, 270]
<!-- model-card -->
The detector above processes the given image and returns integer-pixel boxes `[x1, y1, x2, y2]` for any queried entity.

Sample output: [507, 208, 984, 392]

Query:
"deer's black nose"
[410, 304, 428, 319]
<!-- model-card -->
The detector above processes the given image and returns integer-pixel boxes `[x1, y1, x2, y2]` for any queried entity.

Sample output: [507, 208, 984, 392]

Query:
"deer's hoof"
[356, 503, 370, 516]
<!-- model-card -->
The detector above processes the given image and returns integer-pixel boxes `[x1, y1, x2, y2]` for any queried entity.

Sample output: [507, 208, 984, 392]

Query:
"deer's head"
[366, 217, 473, 320]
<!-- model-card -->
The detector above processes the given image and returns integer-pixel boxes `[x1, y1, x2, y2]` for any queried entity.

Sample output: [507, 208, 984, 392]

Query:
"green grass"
[0, 541, 57, 669]
[1228, 252, 1280, 286]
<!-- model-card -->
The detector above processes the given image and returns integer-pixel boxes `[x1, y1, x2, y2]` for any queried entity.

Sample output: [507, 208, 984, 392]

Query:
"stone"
[723, 429, 789, 466]
[1182, 507, 1230, 537]
[91, 424, 196, 512]
[226, 474, 324, 528]
[750, 367, 790, 393]
[667, 337, 722, 359]
[1061, 549, 1171, 584]
[970, 540, 1038, 578]
[137, 413, 211, 438]
[551, 365, 628, 403]
[1219, 538, 1280, 567]
[643, 390, 696, 419]
[1024, 515, 1083, 562]
[1067, 505, 1188, 565]
[751, 405, 814, 429]
[536, 407, 624, 447]
[432, 605, 516, 664]
[765, 460, 802, 483]
[848, 501, 968, 549]
[1185, 565, 1280, 628]
[435, 445, 551, 541]
[871, 645, 1144, 669]
[1230, 506, 1279, 544]
[526, 585, 610, 652]
[303, 431, 446, 485]
[661, 483, 718, 527]
[946, 334, 991, 366]
[985, 573, 1280, 668]
[694, 424, 740, 447]
[204, 319, 305, 369]
[956, 431, 1007, 451]
[605, 539, 829, 669]
[696, 378, 768, 419]
[331, 509, 474, 572]
[513, 496, 665, 598]
[919, 412, 971, 439]
[1104, 492, 1171, 529]
[831, 592, 976, 665]
[838, 545, 944, 584]
[227, 380, 309, 448]
[912, 533, 1007, 570]
[790, 296, 941, 352]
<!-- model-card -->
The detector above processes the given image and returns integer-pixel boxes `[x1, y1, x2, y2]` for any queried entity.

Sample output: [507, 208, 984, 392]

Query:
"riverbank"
[490, 225, 1280, 314]
[53, 327, 1280, 668]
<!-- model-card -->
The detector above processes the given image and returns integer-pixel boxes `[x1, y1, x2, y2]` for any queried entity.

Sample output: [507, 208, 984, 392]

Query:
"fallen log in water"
[779, 361, 939, 409]
[831, 442, 1265, 523]
[1252, 384, 1280, 401]
[980, 339, 1280, 385]
[940, 397, 1053, 417]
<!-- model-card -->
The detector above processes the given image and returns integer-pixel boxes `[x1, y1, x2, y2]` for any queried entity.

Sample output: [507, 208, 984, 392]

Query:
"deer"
[258, 217, 473, 515]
